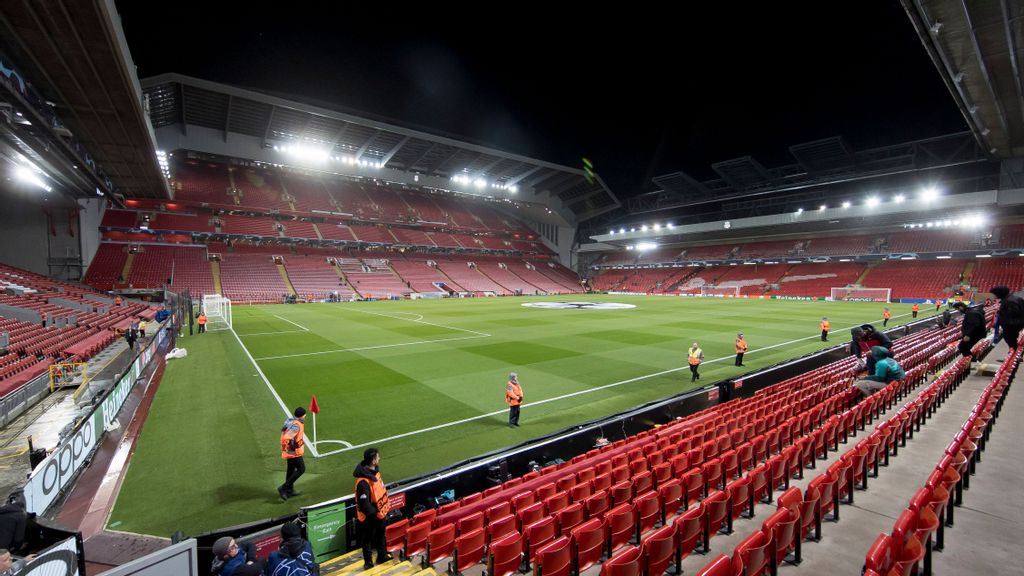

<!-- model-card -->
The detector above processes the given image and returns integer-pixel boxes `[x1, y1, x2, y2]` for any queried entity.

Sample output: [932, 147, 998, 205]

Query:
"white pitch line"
[254, 334, 491, 361]
[332, 305, 491, 337]
[316, 439, 354, 448]
[315, 310, 925, 457]
[274, 314, 310, 331]
[236, 329, 308, 337]
[230, 327, 319, 457]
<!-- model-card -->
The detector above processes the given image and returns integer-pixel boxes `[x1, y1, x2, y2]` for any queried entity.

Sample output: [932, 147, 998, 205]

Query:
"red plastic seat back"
[534, 536, 571, 576]
[427, 524, 456, 565]
[640, 524, 676, 576]
[405, 521, 431, 558]
[487, 514, 517, 546]
[657, 479, 683, 519]
[526, 516, 559, 561]
[489, 532, 524, 576]
[557, 503, 586, 536]
[704, 490, 729, 535]
[732, 530, 770, 576]
[607, 503, 638, 554]
[385, 519, 408, 555]
[600, 545, 641, 576]
[453, 528, 486, 574]
[570, 518, 606, 573]
[518, 501, 546, 531]
[673, 505, 704, 559]
[636, 490, 661, 536]
[693, 554, 731, 576]
[762, 508, 796, 565]
[545, 491, 571, 516]
[458, 511, 485, 535]
[585, 490, 611, 520]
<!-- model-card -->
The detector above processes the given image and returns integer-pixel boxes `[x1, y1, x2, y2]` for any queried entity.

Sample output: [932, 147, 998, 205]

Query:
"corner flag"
[309, 394, 320, 414]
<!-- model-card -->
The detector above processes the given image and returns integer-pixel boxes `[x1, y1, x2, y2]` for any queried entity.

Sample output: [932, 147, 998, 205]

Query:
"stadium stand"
[886, 230, 983, 253]
[966, 257, 1024, 292]
[83, 243, 129, 290]
[389, 257, 465, 294]
[770, 262, 868, 298]
[231, 166, 292, 211]
[285, 256, 355, 301]
[218, 252, 289, 303]
[436, 259, 510, 294]
[860, 259, 965, 300]
[508, 262, 578, 294]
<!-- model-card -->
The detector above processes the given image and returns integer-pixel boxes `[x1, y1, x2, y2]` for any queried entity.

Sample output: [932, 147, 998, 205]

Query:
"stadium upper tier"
[594, 225, 1024, 267]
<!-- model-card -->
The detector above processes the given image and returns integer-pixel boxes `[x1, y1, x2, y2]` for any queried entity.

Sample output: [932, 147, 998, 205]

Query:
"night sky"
[116, 2, 966, 199]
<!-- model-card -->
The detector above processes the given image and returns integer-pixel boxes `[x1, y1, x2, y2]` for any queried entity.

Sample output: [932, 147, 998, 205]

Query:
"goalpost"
[202, 294, 233, 331]
[700, 285, 741, 297]
[830, 287, 891, 302]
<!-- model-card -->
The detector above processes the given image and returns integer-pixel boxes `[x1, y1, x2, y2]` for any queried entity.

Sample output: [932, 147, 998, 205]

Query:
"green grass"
[109, 295, 938, 536]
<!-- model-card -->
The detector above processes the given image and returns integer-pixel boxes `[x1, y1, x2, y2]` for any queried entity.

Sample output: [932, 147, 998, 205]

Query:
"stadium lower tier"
[84, 242, 583, 300]
[589, 258, 1020, 299]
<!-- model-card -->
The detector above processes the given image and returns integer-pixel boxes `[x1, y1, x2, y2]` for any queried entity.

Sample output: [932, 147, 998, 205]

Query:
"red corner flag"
[309, 394, 320, 414]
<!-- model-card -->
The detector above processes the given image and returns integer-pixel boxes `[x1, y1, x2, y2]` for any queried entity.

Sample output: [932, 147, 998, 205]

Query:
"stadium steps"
[119, 252, 135, 285]
[506, 266, 546, 294]
[853, 261, 878, 285]
[311, 222, 325, 240]
[474, 265, 512, 294]
[277, 263, 297, 296]
[210, 260, 223, 295]
[334, 264, 361, 298]
[961, 260, 975, 283]
[666, 266, 704, 292]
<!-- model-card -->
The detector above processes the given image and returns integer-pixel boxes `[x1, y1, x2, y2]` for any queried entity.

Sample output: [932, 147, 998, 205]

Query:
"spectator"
[125, 326, 137, 351]
[266, 522, 318, 576]
[990, 286, 1022, 348]
[854, 346, 905, 398]
[953, 302, 987, 358]
[211, 537, 263, 576]
[849, 324, 892, 374]
[0, 548, 32, 576]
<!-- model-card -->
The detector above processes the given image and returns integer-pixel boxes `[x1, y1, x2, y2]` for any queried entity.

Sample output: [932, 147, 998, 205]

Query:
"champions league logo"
[521, 302, 637, 310]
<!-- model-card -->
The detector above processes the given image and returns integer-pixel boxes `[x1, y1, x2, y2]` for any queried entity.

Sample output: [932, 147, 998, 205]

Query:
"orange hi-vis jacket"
[355, 471, 390, 521]
[280, 417, 305, 459]
[883, 310, 892, 320]
[912, 304, 920, 312]
[820, 320, 830, 331]
[506, 381, 523, 406]
[197, 314, 208, 325]
[735, 337, 748, 354]
[688, 347, 703, 365]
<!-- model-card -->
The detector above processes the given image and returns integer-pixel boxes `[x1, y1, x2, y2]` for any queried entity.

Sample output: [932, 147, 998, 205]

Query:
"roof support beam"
[378, 135, 410, 168]
[959, 0, 1011, 138]
[262, 105, 277, 146]
[354, 130, 381, 161]
[999, 0, 1024, 129]
[224, 95, 233, 142]
[407, 142, 438, 170]
[328, 123, 351, 153]
[505, 165, 544, 187]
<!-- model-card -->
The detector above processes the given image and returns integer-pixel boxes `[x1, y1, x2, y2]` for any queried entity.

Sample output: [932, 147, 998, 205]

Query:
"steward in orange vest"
[820, 317, 830, 342]
[506, 372, 523, 427]
[687, 343, 704, 382]
[912, 303, 920, 318]
[734, 333, 747, 367]
[883, 308, 892, 327]
[354, 448, 391, 569]
[277, 407, 306, 501]
[197, 312, 208, 334]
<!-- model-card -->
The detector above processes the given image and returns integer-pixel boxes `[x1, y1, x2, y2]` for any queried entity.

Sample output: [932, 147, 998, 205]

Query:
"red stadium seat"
[570, 518, 606, 574]
[427, 524, 456, 566]
[600, 545, 641, 576]
[533, 536, 571, 576]
[556, 503, 586, 536]
[452, 528, 485, 574]
[694, 554, 732, 576]
[385, 519, 408, 557]
[731, 530, 770, 576]
[639, 524, 675, 576]
[606, 503, 638, 555]
[488, 532, 523, 576]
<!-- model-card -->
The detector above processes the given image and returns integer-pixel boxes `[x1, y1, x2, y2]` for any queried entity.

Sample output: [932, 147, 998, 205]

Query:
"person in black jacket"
[990, 286, 1023, 348]
[953, 302, 987, 358]
[849, 324, 893, 374]
[354, 449, 391, 570]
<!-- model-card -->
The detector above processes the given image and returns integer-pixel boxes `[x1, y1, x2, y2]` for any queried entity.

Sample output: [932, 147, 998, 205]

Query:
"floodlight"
[920, 186, 939, 201]
[841, 201, 851, 209]
[819, 205, 827, 211]
[619, 228, 625, 234]
[636, 242, 658, 251]
[474, 179, 486, 189]
[866, 196, 879, 207]
[609, 230, 615, 235]
[926, 222, 934, 227]
[641, 225, 648, 231]
[509, 186, 518, 193]
[13, 165, 52, 192]
[796, 208, 803, 214]
[667, 223, 674, 229]
[653, 224, 661, 230]
[894, 194, 905, 203]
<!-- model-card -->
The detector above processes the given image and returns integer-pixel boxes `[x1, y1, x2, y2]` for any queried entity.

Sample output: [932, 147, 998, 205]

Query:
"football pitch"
[108, 295, 937, 536]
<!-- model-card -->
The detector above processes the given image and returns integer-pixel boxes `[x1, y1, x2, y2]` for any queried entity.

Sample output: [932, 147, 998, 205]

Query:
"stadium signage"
[24, 330, 167, 514]
[521, 302, 637, 310]
[17, 535, 79, 575]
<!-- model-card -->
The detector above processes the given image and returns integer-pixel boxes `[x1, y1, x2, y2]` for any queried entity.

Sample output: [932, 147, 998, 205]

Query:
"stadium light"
[975, 254, 992, 258]
[866, 196, 879, 207]
[509, 185, 518, 193]
[936, 255, 952, 259]
[609, 230, 615, 235]
[839, 258, 851, 262]
[13, 165, 52, 192]
[926, 222, 934, 227]
[653, 223, 661, 230]
[894, 194, 906, 203]
[630, 227, 636, 232]
[474, 179, 486, 189]
[667, 223, 674, 229]
[819, 205, 827, 211]
[841, 201, 851, 209]
[900, 256, 916, 260]
[641, 225, 648, 232]
[920, 186, 939, 202]
[796, 207, 804, 214]
[636, 242, 658, 251]
[619, 228, 625, 234]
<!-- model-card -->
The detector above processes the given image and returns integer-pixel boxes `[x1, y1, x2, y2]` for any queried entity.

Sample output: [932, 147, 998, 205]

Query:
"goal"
[700, 285, 741, 297]
[830, 287, 891, 302]
[202, 294, 233, 331]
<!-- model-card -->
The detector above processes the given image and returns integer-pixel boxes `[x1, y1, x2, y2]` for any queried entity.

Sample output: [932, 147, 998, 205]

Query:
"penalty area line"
[314, 311, 923, 457]
[273, 314, 310, 331]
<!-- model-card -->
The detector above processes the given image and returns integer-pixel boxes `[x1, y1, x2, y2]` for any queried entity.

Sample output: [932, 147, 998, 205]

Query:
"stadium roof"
[902, 0, 1024, 158]
[141, 74, 621, 223]
[0, 0, 169, 201]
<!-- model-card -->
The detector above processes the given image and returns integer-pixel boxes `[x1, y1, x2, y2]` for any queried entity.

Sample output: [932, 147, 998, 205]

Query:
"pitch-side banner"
[24, 330, 166, 514]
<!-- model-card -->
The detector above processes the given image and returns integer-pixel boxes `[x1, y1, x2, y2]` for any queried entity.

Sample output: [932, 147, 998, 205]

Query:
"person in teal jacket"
[854, 346, 905, 398]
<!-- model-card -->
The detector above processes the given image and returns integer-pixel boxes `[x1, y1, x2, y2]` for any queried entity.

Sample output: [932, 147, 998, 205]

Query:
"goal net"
[700, 285, 741, 297]
[830, 287, 891, 302]
[202, 294, 233, 331]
